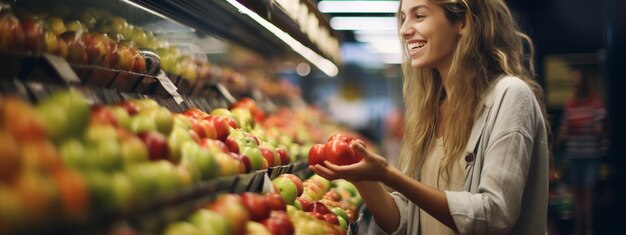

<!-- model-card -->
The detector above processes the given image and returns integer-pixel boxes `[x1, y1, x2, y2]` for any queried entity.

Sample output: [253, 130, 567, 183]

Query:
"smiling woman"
[310, 0, 550, 234]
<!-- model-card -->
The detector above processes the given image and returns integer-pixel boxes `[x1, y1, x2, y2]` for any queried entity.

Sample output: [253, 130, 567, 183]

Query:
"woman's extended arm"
[310, 140, 458, 233]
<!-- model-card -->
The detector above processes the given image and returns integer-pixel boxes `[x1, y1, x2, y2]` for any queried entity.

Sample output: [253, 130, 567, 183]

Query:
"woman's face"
[399, 0, 463, 71]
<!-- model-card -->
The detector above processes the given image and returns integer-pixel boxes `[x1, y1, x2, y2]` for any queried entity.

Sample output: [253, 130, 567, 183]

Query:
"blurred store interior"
[0, 0, 624, 234]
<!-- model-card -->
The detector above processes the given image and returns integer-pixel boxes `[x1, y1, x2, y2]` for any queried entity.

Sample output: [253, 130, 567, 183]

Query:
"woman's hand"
[309, 139, 392, 183]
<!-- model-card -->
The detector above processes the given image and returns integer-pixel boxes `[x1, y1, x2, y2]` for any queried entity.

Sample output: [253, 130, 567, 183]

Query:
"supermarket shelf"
[129, 0, 341, 66]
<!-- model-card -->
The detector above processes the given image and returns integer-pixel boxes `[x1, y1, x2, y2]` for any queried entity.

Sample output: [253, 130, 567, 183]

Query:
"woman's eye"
[415, 14, 425, 19]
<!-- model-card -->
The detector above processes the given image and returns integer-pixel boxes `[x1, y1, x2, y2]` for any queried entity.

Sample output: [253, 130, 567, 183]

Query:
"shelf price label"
[156, 71, 184, 104]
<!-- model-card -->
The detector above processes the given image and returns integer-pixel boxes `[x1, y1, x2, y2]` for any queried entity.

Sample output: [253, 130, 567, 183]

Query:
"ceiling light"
[318, 1, 399, 13]
[330, 16, 397, 31]
[226, 0, 339, 77]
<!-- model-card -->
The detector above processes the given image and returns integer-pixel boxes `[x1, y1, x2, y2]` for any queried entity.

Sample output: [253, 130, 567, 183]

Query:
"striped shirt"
[560, 94, 606, 158]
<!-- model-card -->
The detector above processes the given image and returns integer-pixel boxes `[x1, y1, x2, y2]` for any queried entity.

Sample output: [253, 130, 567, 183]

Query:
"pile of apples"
[271, 173, 362, 235]
[0, 88, 311, 233]
[163, 192, 294, 235]
[0, 5, 216, 81]
[0, 94, 91, 234]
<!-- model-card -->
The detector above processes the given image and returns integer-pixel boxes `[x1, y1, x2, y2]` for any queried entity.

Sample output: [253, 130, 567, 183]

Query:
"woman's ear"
[457, 16, 467, 36]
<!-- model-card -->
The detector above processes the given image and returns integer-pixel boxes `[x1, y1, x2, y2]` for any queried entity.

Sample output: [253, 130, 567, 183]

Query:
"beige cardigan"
[370, 76, 549, 235]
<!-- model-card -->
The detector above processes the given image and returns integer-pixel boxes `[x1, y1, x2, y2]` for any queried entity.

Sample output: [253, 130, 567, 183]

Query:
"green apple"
[130, 99, 160, 113]
[214, 152, 240, 177]
[207, 194, 250, 235]
[65, 20, 86, 33]
[84, 124, 118, 144]
[126, 163, 158, 198]
[241, 147, 265, 171]
[310, 174, 332, 192]
[110, 106, 131, 130]
[139, 106, 174, 135]
[272, 177, 298, 205]
[164, 221, 202, 235]
[172, 113, 193, 130]
[188, 209, 230, 235]
[44, 16, 67, 35]
[89, 138, 121, 171]
[230, 108, 253, 131]
[180, 142, 218, 180]
[59, 138, 88, 169]
[334, 179, 358, 197]
[83, 171, 113, 211]
[110, 172, 135, 213]
[168, 127, 194, 163]
[246, 221, 271, 235]
[330, 207, 349, 226]
[151, 160, 180, 193]
[120, 135, 149, 166]
[36, 90, 90, 142]
[337, 216, 348, 230]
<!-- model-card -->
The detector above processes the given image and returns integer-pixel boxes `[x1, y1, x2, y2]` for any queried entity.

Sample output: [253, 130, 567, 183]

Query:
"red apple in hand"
[0, 12, 25, 51]
[307, 144, 325, 166]
[327, 133, 356, 144]
[324, 140, 362, 166]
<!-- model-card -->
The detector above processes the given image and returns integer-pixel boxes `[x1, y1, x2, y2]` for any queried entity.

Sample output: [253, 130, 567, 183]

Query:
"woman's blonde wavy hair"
[396, 0, 547, 181]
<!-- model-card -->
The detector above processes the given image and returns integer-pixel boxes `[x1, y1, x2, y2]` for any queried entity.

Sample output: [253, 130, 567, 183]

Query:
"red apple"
[20, 18, 45, 53]
[203, 115, 232, 141]
[327, 133, 356, 144]
[240, 192, 271, 222]
[304, 201, 332, 215]
[111, 43, 134, 71]
[117, 100, 139, 116]
[266, 192, 286, 211]
[0, 11, 25, 51]
[307, 144, 325, 166]
[0, 132, 20, 183]
[184, 108, 209, 119]
[190, 119, 217, 139]
[258, 147, 276, 167]
[137, 131, 169, 161]
[230, 152, 251, 173]
[323, 140, 362, 166]
[82, 33, 113, 67]
[129, 46, 146, 73]
[261, 211, 294, 235]
[308, 211, 325, 221]
[276, 147, 290, 165]
[296, 197, 312, 211]
[279, 174, 303, 197]
[59, 31, 88, 64]
[323, 213, 340, 225]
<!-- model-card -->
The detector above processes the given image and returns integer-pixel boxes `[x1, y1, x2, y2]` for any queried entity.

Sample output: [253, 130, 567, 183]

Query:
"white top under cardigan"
[369, 75, 549, 235]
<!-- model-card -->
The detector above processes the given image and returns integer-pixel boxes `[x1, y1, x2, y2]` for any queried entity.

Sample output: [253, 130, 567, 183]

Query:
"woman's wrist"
[380, 163, 400, 186]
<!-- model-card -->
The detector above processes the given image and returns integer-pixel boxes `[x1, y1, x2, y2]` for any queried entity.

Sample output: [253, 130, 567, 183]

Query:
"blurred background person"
[555, 67, 607, 235]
